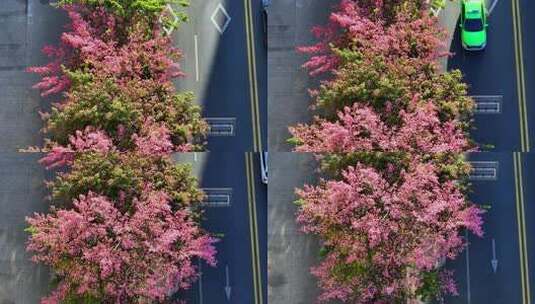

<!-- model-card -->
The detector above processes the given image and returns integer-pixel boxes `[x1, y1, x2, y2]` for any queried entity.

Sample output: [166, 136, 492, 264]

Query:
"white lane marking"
[474, 102, 501, 114]
[469, 161, 499, 181]
[425, 0, 442, 16]
[194, 152, 198, 162]
[25, 0, 33, 66]
[160, 4, 179, 36]
[205, 117, 237, 136]
[465, 230, 472, 304]
[489, 0, 499, 15]
[200, 188, 233, 207]
[194, 34, 200, 82]
[491, 238, 498, 273]
[472, 95, 503, 114]
[211, 3, 231, 34]
[224, 264, 232, 301]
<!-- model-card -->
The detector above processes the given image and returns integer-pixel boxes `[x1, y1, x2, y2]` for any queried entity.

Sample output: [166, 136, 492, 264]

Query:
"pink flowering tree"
[55, 0, 190, 32]
[297, 0, 447, 77]
[283, 0, 483, 303]
[290, 2, 480, 301]
[290, 21, 474, 153]
[290, 95, 474, 154]
[295, 160, 483, 303]
[28, 6, 183, 97]
[29, 6, 207, 152]
[26, 3, 216, 303]
[26, 190, 216, 303]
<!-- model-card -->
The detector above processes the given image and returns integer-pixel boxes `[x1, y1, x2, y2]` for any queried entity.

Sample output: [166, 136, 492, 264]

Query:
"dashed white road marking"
[489, 0, 499, 15]
[469, 161, 499, 181]
[194, 34, 200, 82]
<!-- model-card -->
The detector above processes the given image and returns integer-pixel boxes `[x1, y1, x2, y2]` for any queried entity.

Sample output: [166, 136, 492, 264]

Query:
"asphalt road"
[448, 0, 520, 151]
[267, 152, 321, 304]
[444, 153, 523, 304]
[445, 1, 535, 303]
[0, 1, 66, 303]
[173, 0, 267, 152]
[0, 1, 267, 303]
[172, 152, 267, 304]
[267, 0, 338, 151]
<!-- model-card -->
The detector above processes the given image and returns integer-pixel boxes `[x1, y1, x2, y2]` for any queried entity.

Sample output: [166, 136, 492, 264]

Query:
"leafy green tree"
[55, 0, 189, 32]
[45, 70, 207, 151]
[49, 151, 204, 212]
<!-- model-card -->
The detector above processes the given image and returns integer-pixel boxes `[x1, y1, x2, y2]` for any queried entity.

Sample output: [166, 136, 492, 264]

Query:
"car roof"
[464, 0, 483, 18]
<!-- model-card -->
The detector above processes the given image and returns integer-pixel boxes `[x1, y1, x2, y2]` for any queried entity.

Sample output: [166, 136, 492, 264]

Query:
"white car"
[260, 152, 268, 184]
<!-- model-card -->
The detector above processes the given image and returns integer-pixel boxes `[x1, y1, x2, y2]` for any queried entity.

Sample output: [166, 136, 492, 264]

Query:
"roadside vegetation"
[289, 0, 483, 303]
[25, 2, 215, 303]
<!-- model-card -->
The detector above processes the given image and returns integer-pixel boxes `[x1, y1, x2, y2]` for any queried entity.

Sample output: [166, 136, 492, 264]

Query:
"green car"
[460, 0, 488, 50]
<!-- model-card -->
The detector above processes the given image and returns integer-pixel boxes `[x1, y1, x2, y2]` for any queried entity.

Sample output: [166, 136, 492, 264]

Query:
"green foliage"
[62, 293, 102, 304]
[24, 226, 38, 236]
[313, 49, 474, 129]
[55, 0, 190, 32]
[46, 70, 138, 145]
[318, 152, 472, 187]
[415, 270, 441, 301]
[318, 152, 410, 179]
[332, 260, 369, 283]
[430, 0, 447, 11]
[50, 151, 204, 211]
[45, 70, 207, 150]
[286, 137, 304, 146]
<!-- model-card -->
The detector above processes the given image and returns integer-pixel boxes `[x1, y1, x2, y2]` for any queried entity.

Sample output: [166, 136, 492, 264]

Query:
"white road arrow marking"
[491, 238, 498, 273]
[488, 0, 499, 15]
[224, 264, 232, 301]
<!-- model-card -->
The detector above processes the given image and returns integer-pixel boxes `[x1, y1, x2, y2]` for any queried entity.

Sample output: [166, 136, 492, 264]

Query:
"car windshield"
[464, 18, 483, 32]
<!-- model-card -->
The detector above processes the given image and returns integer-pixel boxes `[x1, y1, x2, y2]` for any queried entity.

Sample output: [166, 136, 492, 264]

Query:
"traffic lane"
[0, 1, 65, 303]
[448, 0, 520, 151]
[518, 153, 535, 304]
[519, 0, 535, 151]
[267, 153, 322, 303]
[173, 152, 256, 304]
[250, 153, 268, 301]
[445, 153, 522, 304]
[0, 1, 66, 152]
[173, 1, 255, 152]
[0, 153, 52, 304]
[251, 0, 268, 151]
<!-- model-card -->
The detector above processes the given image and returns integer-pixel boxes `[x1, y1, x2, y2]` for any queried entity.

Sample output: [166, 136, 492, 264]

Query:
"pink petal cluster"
[27, 190, 217, 303]
[290, 97, 472, 154]
[298, 0, 446, 77]
[28, 6, 183, 97]
[39, 127, 113, 169]
[132, 117, 174, 156]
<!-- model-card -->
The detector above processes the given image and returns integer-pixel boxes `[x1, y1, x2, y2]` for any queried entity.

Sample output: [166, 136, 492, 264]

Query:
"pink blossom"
[132, 117, 175, 156]
[39, 127, 114, 169]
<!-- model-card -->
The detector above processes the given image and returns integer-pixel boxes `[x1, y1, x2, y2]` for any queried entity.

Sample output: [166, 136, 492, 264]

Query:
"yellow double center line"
[245, 152, 263, 304]
[512, 0, 530, 152]
[514, 152, 531, 304]
[244, 0, 263, 152]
